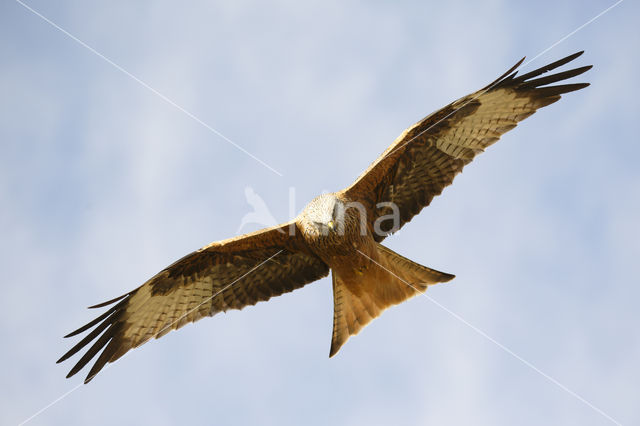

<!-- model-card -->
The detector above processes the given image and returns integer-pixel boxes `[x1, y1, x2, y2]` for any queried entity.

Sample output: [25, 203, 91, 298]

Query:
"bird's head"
[299, 193, 346, 237]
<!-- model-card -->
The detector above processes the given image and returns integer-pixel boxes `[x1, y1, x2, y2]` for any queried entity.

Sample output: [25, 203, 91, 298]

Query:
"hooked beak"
[327, 220, 335, 231]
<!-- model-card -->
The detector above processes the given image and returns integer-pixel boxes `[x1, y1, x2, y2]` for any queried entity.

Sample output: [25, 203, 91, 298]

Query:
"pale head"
[298, 193, 346, 237]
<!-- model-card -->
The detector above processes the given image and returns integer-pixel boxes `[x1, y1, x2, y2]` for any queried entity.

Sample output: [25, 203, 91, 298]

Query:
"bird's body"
[298, 193, 363, 258]
[59, 51, 592, 383]
[296, 192, 454, 354]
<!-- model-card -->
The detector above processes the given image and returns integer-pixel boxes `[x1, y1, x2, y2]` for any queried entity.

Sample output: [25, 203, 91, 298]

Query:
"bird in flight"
[59, 51, 591, 383]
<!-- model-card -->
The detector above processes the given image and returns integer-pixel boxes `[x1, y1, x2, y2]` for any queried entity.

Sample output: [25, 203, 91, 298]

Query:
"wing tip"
[88, 292, 129, 309]
[63, 326, 89, 339]
[59, 296, 131, 382]
[570, 50, 585, 59]
[489, 50, 590, 92]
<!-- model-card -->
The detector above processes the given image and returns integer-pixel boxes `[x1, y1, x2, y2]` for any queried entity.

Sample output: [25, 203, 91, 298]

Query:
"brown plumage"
[59, 51, 591, 382]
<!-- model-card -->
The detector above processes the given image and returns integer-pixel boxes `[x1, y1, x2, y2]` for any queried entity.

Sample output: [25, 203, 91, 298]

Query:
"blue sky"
[2, 1, 639, 425]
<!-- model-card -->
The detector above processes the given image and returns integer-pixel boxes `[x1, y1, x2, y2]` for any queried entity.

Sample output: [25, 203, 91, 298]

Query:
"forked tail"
[330, 243, 454, 356]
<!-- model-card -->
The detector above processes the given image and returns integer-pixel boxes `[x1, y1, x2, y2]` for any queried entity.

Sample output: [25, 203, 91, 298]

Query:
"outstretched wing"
[343, 51, 591, 241]
[58, 221, 328, 383]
